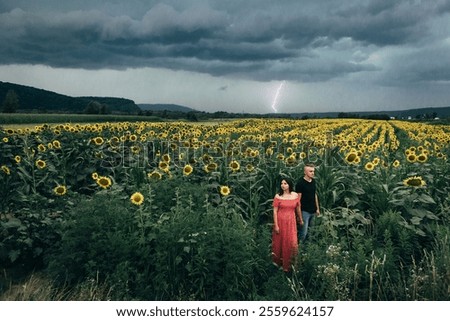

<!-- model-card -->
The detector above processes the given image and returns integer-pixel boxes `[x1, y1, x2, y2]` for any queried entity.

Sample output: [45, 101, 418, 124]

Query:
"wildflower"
[392, 160, 400, 168]
[14, 155, 21, 164]
[364, 162, 375, 171]
[92, 172, 99, 180]
[406, 154, 417, 163]
[246, 164, 255, 172]
[285, 155, 296, 166]
[35, 159, 46, 169]
[345, 151, 358, 163]
[183, 164, 193, 176]
[130, 192, 144, 205]
[229, 160, 240, 172]
[159, 161, 169, 172]
[2, 137, 8, 143]
[96, 176, 112, 189]
[52, 140, 61, 149]
[131, 145, 141, 154]
[162, 154, 171, 162]
[1, 165, 10, 175]
[417, 153, 428, 163]
[204, 162, 218, 173]
[220, 185, 231, 196]
[148, 170, 162, 180]
[403, 176, 426, 187]
[53, 185, 67, 196]
[38, 144, 47, 152]
[93, 137, 104, 146]
[109, 136, 120, 147]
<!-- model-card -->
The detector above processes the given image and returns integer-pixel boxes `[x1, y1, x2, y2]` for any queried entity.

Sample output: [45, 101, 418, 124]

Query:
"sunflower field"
[1, 118, 449, 300]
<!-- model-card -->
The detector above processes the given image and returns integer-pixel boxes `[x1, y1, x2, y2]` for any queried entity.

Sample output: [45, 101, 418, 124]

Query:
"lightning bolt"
[271, 81, 285, 113]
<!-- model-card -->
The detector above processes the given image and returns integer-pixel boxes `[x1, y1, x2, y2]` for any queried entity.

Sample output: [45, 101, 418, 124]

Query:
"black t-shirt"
[295, 178, 317, 213]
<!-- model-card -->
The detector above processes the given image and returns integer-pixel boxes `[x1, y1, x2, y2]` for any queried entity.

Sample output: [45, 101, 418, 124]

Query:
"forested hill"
[0, 81, 140, 114]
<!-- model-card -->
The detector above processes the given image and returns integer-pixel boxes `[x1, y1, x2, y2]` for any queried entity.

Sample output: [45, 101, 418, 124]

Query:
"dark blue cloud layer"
[1, 0, 449, 83]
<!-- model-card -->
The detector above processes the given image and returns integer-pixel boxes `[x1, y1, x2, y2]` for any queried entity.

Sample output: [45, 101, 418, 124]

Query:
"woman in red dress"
[272, 177, 303, 272]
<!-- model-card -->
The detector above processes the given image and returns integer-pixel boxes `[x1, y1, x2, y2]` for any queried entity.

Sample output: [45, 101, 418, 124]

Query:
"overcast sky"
[1, 0, 450, 114]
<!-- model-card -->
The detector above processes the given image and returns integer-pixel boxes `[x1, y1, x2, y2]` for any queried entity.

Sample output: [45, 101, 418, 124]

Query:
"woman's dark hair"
[278, 177, 294, 195]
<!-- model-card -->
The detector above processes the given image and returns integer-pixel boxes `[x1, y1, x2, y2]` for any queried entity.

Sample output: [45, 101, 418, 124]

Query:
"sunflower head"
[246, 164, 255, 172]
[204, 162, 218, 173]
[158, 161, 169, 172]
[183, 164, 193, 176]
[229, 160, 240, 172]
[53, 185, 67, 196]
[93, 137, 104, 146]
[345, 152, 358, 164]
[35, 159, 47, 169]
[38, 144, 46, 152]
[406, 154, 417, 163]
[220, 185, 231, 196]
[364, 162, 375, 171]
[148, 170, 163, 180]
[392, 160, 400, 168]
[403, 176, 426, 187]
[1, 165, 11, 175]
[130, 192, 144, 205]
[417, 153, 428, 163]
[96, 176, 112, 189]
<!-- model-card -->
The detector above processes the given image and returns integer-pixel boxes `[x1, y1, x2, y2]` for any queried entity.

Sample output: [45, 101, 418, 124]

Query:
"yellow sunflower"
[204, 162, 218, 173]
[392, 160, 400, 168]
[52, 140, 61, 149]
[37, 144, 46, 152]
[364, 162, 375, 171]
[92, 172, 99, 180]
[229, 160, 240, 172]
[345, 152, 358, 163]
[246, 164, 255, 172]
[93, 137, 104, 146]
[96, 176, 112, 189]
[403, 176, 426, 187]
[130, 192, 144, 205]
[14, 155, 21, 163]
[285, 155, 297, 166]
[416, 153, 428, 163]
[53, 185, 67, 196]
[159, 161, 169, 172]
[1, 165, 10, 175]
[183, 164, 193, 176]
[406, 154, 417, 163]
[220, 185, 231, 196]
[148, 170, 162, 180]
[35, 159, 47, 169]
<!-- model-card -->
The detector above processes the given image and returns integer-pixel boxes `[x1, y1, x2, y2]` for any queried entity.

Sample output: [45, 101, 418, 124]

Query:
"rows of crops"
[1, 118, 449, 300]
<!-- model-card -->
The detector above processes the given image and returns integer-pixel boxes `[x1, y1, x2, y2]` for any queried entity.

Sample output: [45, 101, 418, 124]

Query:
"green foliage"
[2, 90, 19, 113]
[45, 194, 143, 289]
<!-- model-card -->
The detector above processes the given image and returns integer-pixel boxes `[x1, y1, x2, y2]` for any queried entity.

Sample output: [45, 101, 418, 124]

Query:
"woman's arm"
[273, 206, 280, 234]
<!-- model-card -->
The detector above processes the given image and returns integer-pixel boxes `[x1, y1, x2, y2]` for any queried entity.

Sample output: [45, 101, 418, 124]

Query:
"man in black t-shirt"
[295, 163, 320, 242]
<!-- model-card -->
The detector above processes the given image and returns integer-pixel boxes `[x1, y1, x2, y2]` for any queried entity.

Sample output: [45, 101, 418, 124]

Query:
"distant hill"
[0, 81, 140, 114]
[138, 103, 195, 113]
[288, 106, 450, 119]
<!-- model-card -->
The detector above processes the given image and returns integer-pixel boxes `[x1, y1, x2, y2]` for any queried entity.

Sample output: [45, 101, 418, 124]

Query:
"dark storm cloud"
[0, 0, 449, 82]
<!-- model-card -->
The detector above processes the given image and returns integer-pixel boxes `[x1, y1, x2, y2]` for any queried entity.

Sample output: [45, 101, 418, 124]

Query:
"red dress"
[272, 195, 299, 271]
